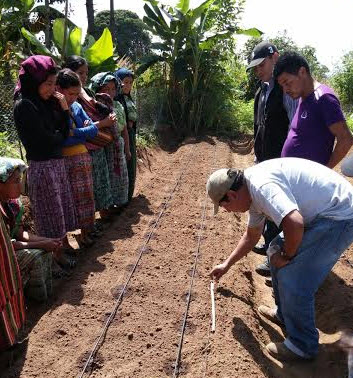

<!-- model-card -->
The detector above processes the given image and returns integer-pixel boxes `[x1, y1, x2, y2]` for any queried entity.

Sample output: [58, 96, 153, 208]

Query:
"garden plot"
[4, 138, 353, 378]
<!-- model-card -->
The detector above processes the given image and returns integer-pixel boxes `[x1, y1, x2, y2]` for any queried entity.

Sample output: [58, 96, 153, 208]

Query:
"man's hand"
[210, 262, 229, 281]
[270, 252, 290, 269]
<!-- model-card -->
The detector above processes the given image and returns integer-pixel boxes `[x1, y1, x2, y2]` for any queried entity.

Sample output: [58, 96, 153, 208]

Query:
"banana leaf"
[21, 27, 54, 56]
[84, 28, 114, 67]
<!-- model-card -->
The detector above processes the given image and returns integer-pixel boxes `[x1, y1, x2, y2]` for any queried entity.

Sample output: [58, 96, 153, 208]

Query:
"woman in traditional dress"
[56, 68, 98, 248]
[0, 158, 57, 302]
[63, 56, 116, 222]
[114, 68, 138, 202]
[89, 72, 130, 209]
[13, 55, 77, 269]
[0, 159, 26, 361]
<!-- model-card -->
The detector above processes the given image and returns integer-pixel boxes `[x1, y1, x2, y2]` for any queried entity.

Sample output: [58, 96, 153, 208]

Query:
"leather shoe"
[266, 342, 312, 362]
[258, 305, 283, 326]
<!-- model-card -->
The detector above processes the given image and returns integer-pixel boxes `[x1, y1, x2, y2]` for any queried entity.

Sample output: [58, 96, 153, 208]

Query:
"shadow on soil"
[230, 270, 352, 378]
[3, 194, 153, 378]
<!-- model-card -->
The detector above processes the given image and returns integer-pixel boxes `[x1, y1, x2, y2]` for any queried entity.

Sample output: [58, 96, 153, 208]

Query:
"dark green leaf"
[21, 27, 54, 56]
[136, 54, 165, 75]
[236, 28, 263, 37]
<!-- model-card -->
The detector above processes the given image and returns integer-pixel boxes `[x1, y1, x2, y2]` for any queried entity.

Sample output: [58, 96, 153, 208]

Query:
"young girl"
[56, 68, 99, 248]
[114, 68, 137, 202]
[90, 72, 130, 208]
[13, 55, 77, 269]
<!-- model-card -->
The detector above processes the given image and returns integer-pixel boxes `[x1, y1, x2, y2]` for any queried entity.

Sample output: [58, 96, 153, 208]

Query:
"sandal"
[74, 234, 95, 249]
[62, 246, 78, 256]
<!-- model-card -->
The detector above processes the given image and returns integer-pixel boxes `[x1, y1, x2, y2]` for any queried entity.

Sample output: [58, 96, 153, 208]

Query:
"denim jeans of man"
[268, 217, 353, 358]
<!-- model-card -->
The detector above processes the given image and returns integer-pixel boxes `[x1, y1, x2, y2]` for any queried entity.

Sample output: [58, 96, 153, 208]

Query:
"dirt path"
[4, 138, 353, 378]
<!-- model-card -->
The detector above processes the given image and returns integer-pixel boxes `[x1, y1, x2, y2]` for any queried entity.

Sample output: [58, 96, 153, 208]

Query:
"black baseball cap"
[246, 41, 278, 71]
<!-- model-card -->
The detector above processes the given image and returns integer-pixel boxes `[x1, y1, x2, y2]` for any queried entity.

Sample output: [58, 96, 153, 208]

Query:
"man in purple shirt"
[274, 51, 353, 168]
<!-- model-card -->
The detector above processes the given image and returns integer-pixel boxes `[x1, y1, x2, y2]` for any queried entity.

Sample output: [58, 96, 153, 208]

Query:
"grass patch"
[136, 129, 158, 148]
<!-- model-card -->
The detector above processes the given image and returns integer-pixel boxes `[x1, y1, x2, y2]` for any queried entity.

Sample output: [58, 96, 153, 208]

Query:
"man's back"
[245, 158, 353, 227]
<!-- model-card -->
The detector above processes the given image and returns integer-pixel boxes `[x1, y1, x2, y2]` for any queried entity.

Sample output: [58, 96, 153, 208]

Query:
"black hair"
[63, 55, 87, 72]
[57, 68, 81, 89]
[273, 51, 311, 79]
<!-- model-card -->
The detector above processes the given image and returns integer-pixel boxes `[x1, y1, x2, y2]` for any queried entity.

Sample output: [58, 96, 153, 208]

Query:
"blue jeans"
[269, 217, 353, 358]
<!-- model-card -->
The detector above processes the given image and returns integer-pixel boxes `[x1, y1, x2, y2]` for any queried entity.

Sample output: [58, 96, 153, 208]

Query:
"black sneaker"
[252, 244, 268, 256]
[255, 259, 271, 277]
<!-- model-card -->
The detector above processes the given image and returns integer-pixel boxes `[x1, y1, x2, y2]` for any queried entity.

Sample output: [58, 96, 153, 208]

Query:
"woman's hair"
[63, 55, 87, 72]
[57, 68, 81, 89]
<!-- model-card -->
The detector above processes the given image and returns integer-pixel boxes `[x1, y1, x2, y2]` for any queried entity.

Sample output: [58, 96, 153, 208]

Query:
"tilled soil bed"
[3, 137, 353, 378]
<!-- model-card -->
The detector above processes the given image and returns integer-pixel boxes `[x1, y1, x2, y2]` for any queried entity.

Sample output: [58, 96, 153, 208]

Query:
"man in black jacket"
[247, 41, 298, 276]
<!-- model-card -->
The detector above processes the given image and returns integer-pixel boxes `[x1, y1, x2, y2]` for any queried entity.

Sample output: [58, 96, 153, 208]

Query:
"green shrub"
[346, 114, 353, 132]
[136, 129, 157, 148]
[0, 131, 21, 158]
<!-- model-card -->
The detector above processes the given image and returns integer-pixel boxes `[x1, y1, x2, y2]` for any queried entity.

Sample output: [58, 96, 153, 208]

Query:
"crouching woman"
[0, 158, 59, 302]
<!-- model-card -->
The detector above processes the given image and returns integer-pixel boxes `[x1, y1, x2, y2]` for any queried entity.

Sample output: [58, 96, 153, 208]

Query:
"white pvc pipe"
[210, 281, 216, 333]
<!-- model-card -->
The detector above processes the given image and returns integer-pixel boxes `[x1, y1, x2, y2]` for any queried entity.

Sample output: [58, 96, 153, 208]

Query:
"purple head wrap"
[14, 55, 58, 99]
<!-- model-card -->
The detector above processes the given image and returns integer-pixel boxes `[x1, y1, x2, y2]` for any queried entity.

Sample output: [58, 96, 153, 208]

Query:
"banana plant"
[21, 22, 117, 76]
[139, 0, 262, 133]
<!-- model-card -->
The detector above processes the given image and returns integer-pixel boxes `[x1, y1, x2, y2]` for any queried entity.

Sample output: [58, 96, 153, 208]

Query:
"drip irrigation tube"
[172, 143, 218, 378]
[78, 145, 196, 378]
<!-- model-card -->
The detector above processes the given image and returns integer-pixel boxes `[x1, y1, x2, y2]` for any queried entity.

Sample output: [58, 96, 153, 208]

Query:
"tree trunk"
[110, 0, 115, 41]
[86, 0, 95, 36]
[45, 0, 50, 48]
[62, 0, 69, 59]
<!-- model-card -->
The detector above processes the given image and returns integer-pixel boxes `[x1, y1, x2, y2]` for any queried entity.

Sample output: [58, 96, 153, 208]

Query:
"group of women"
[0, 54, 138, 361]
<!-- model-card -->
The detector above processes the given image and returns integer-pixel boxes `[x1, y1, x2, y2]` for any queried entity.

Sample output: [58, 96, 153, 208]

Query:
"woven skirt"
[90, 148, 113, 211]
[105, 136, 129, 206]
[16, 248, 52, 302]
[127, 127, 137, 202]
[64, 153, 95, 230]
[28, 159, 77, 238]
[0, 216, 25, 351]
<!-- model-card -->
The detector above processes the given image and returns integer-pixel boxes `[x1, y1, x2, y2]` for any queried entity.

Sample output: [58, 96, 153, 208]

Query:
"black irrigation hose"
[172, 190, 208, 378]
[78, 145, 196, 378]
[172, 142, 218, 378]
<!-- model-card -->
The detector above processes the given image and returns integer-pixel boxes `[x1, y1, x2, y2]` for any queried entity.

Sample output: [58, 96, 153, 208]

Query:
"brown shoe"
[266, 342, 310, 362]
[258, 305, 283, 326]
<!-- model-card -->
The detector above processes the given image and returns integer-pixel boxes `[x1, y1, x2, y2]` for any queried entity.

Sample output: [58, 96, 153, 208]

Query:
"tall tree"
[86, 0, 95, 36]
[93, 10, 151, 61]
[110, 0, 115, 41]
[45, 0, 50, 47]
[62, 0, 69, 58]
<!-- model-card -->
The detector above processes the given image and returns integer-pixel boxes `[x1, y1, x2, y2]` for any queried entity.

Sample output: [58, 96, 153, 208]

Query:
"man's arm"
[283, 93, 299, 123]
[327, 121, 353, 169]
[270, 210, 304, 268]
[210, 225, 262, 280]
